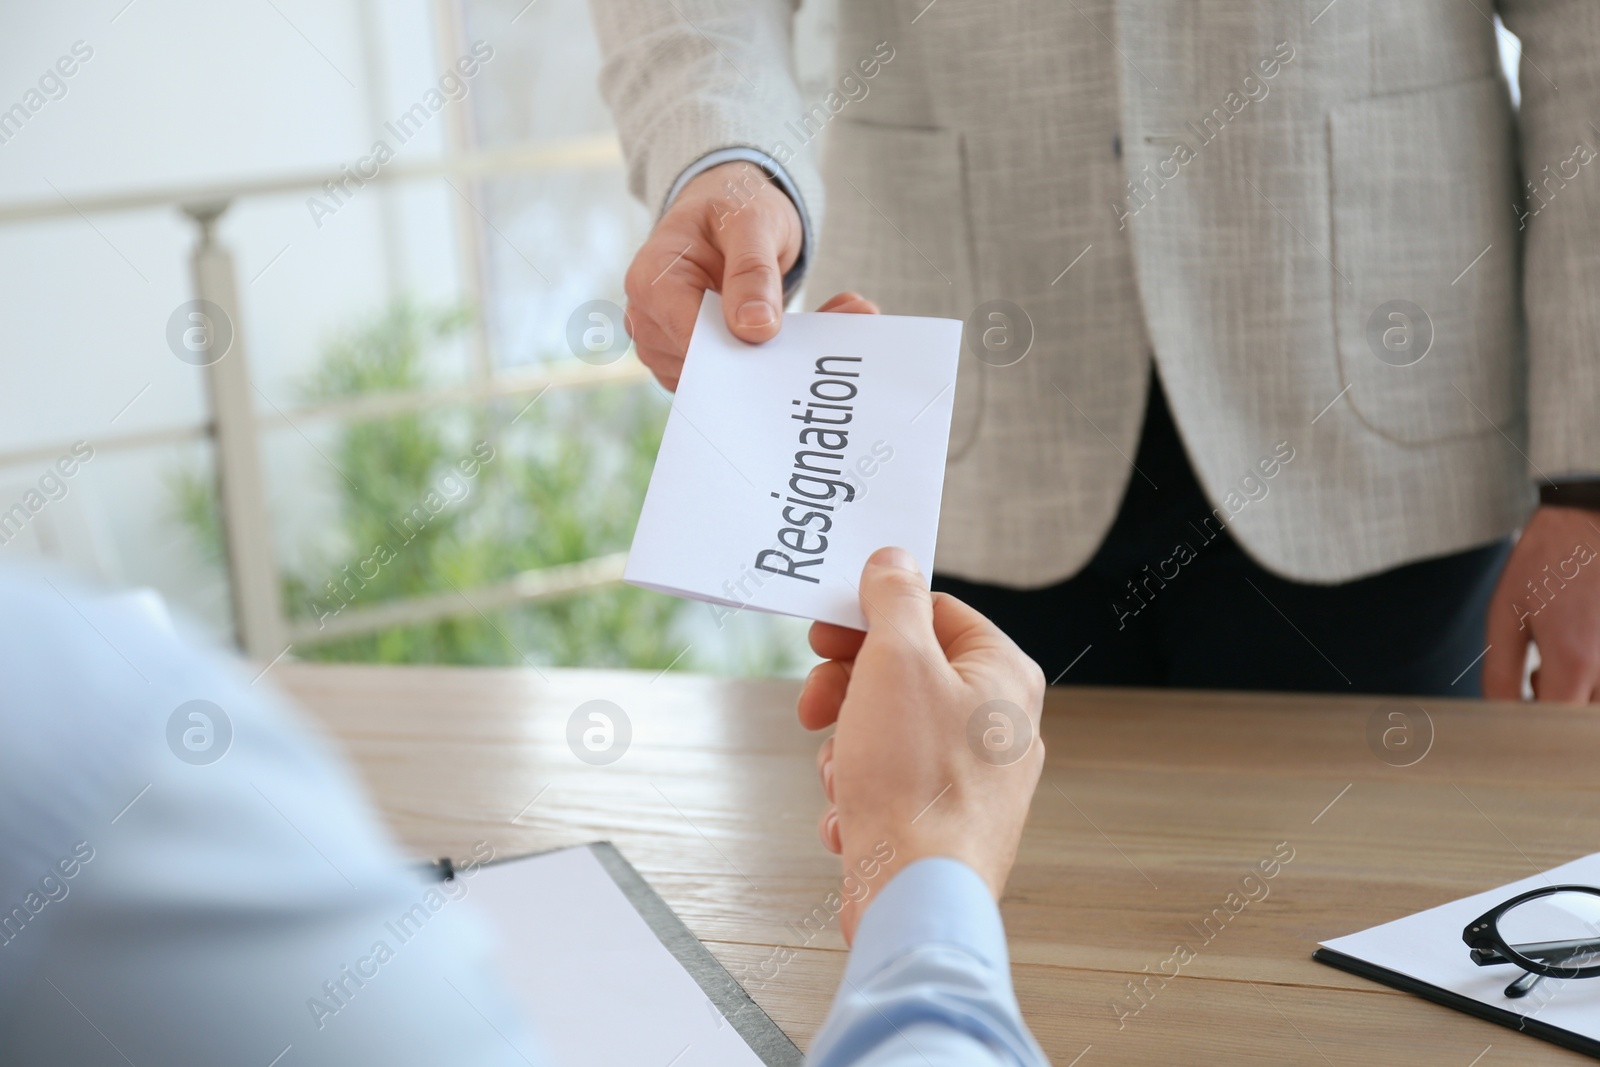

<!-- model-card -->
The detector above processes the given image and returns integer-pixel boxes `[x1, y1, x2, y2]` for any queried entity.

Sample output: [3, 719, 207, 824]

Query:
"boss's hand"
[622, 162, 803, 390]
[1483, 506, 1600, 702]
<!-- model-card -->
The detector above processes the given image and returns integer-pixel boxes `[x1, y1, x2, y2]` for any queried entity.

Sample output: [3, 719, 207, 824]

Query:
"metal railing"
[0, 133, 647, 660]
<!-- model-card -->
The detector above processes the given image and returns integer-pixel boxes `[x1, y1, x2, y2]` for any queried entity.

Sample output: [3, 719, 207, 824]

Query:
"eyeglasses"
[1463, 885, 1600, 998]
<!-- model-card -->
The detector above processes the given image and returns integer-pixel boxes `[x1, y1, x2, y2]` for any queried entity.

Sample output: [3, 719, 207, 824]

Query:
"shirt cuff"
[845, 856, 1012, 990]
[662, 147, 813, 301]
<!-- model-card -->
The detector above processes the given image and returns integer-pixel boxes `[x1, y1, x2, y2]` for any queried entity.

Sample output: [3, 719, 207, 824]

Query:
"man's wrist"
[843, 833, 1003, 917]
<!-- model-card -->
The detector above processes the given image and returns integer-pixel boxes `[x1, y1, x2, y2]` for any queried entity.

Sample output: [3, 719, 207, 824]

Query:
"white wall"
[0, 0, 837, 670]
[0, 0, 468, 631]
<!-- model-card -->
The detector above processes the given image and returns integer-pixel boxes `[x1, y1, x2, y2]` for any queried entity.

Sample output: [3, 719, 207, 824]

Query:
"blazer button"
[1112, 131, 1123, 159]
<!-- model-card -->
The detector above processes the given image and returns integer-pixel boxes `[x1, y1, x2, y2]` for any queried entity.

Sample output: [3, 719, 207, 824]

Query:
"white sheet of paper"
[625, 291, 963, 630]
[462, 845, 766, 1067]
[1320, 851, 1600, 1038]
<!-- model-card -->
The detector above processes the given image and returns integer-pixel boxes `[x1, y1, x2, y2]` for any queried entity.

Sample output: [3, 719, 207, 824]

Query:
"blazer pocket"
[811, 119, 982, 459]
[1328, 76, 1522, 445]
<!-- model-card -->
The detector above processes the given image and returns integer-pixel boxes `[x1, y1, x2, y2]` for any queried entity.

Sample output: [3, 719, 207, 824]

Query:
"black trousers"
[932, 374, 1510, 697]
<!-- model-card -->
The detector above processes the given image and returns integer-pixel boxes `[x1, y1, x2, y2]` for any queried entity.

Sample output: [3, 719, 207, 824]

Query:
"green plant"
[167, 299, 808, 675]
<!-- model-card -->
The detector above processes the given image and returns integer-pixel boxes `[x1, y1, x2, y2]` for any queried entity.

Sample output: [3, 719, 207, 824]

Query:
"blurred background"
[1, 3, 1526, 678]
[0, 0, 842, 677]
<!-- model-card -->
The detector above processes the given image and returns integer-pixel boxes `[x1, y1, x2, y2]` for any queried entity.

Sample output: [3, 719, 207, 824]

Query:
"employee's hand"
[622, 161, 803, 391]
[1484, 506, 1600, 702]
[815, 291, 879, 315]
[798, 547, 1047, 941]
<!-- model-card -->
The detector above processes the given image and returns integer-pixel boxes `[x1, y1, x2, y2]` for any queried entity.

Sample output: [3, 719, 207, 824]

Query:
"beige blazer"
[591, 0, 1600, 587]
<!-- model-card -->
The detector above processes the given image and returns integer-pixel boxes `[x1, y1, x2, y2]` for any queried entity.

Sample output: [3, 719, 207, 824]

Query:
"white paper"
[1320, 851, 1600, 1039]
[625, 291, 963, 630]
[462, 845, 766, 1067]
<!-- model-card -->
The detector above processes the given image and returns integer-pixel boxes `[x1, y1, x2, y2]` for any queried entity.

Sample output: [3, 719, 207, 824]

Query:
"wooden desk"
[279, 664, 1600, 1065]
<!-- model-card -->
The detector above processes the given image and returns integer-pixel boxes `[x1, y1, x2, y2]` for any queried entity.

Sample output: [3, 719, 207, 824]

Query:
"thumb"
[857, 547, 937, 651]
[715, 205, 789, 344]
[1482, 580, 1531, 700]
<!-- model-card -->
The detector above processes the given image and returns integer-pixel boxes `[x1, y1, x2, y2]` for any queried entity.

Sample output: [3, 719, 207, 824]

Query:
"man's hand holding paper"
[624, 291, 963, 631]
[622, 161, 804, 391]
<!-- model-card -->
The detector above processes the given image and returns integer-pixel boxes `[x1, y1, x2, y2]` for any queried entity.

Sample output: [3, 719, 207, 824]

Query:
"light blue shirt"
[0, 568, 539, 1066]
[809, 858, 1049, 1066]
[0, 566, 1044, 1065]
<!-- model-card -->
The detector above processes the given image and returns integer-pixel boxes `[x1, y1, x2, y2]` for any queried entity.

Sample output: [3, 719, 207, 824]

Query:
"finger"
[816, 291, 880, 315]
[816, 734, 835, 800]
[809, 620, 866, 661]
[623, 305, 686, 391]
[1482, 579, 1532, 701]
[798, 659, 851, 731]
[856, 546, 937, 653]
[623, 230, 714, 359]
[818, 807, 841, 854]
[715, 199, 791, 344]
[1529, 638, 1599, 704]
[815, 733, 833, 780]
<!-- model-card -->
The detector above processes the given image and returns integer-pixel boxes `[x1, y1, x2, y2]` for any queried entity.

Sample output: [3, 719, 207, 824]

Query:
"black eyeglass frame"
[1463, 884, 1600, 981]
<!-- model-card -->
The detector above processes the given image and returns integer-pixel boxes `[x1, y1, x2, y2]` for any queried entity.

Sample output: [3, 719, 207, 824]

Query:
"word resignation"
[757, 357, 866, 585]
[624, 291, 961, 630]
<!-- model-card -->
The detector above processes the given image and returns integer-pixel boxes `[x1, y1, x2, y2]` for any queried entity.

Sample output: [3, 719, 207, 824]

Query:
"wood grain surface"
[277, 663, 1600, 1065]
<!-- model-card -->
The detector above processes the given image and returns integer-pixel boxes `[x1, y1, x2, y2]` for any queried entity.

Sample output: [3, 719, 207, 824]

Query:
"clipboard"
[1313, 947, 1600, 1061]
[430, 841, 802, 1066]
[1313, 850, 1600, 1062]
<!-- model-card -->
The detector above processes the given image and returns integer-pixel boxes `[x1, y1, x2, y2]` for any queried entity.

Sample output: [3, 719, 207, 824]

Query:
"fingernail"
[872, 546, 919, 573]
[736, 299, 776, 328]
[822, 760, 833, 796]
